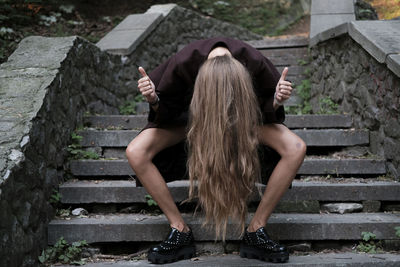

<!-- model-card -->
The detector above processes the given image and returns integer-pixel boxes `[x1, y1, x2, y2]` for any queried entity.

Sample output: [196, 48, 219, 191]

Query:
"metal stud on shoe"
[147, 227, 196, 264]
[239, 226, 289, 263]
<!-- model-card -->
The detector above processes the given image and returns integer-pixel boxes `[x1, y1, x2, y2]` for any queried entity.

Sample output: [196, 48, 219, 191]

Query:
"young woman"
[126, 37, 306, 264]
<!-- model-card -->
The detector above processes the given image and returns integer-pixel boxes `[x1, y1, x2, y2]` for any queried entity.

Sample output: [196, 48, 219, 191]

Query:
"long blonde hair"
[187, 55, 262, 240]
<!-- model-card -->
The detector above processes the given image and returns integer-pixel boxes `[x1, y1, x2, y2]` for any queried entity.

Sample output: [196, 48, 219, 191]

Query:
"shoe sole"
[239, 244, 289, 263]
[148, 245, 196, 264]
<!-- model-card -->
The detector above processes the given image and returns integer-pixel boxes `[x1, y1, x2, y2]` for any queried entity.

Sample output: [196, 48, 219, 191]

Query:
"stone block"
[1, 36, 75, 69]
[387, 54, 400, 78]
[299, 158, 386, 175]
[348, 21, 400, 63]
[83, 115, 148, 130]
[311, 0, 355, 15]
[274, 200, 320, 213]
[362, 200, 381, 212]
[78, 130, 139, 147]
[113, 14, 162, 31]
[285, 114, 352, 129]
[103, 148, 125, 159]
[292, 129, 369, 147]
[311, 14, 355, 39]
[145, 4, 177, 16]
[97, 14, 162, 55]
[310, 22, 349, 47]
[321, 203, 363, 214]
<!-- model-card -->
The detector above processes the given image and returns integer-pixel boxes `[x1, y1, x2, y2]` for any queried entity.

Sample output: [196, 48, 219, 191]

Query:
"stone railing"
[0, 4, 261, 266]
[309, 0, 400, 179]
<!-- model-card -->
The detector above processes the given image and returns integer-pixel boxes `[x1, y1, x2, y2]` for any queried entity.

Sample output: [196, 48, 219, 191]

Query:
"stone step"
[70, 158, 386, 176]
[55, 252, 400, 267]
[78, 129, 368, 148]
[59, 180, 400, 204]
[83, 114, 353, 130]
[47, 212, 400, 244]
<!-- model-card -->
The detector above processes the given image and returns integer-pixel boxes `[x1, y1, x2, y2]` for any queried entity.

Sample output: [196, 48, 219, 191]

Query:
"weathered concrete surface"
[311, 0, 354, 15]
[47, 213, 400, 244]
[70, 158, 386, 176]
[310, 0, 355, 39]
[79, 130, 139, 147]
[321, 203, 363, 214]
[310, 22, 349, 47]
[57, 253, 400, 267]
[59, 180, 400, 204]
[348, 21, 400, 64]
[83, 115, 148, 130]
[0, 36, 80, 267]
[78, 129, 368, 147]
[83, 114, 353, 130]
[387, 54, 400, 78]
[97, 13, 163, 55]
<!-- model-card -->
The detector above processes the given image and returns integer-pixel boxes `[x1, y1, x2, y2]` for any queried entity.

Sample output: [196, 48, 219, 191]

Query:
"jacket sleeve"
[254, 56, 285, 124]
[147, 56, 187, 126]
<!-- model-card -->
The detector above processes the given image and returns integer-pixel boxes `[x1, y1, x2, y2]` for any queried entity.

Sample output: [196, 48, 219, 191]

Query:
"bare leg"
[126, 127, 189, 232]
[248, 124, 306, 232]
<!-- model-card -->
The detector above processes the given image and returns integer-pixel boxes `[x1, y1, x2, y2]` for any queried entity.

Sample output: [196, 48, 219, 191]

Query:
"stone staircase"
[48, 37, 400, 265]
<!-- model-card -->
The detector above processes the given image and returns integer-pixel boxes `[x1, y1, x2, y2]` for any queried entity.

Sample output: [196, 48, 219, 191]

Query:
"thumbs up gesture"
[274, 67, 292, 106]
[138, 67, 158, 105]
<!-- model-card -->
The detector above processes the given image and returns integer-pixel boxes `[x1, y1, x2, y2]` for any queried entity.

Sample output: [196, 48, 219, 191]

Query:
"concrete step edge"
[59, 180, 400, 204]
[69, 158, 387, 176]
[47, 212, 400, 244]
[77, 129, 369, 147]
[83, 114, 353, 129]
[54, 252, 400, 267]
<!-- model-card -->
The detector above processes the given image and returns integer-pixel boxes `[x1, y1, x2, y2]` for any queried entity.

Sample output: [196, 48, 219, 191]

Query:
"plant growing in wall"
[38, 237, 88, 265]
[357, 231, 383, 254]
[67, 131, 100, 160]
[119, 94, 145, 115]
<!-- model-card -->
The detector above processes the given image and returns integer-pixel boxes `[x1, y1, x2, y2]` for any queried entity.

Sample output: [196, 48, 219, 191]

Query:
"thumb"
[280, 67, 289, 81]
[138, 66, 148, 77]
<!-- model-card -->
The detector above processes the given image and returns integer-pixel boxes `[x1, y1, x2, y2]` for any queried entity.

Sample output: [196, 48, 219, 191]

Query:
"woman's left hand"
[275, 67, 293, 106]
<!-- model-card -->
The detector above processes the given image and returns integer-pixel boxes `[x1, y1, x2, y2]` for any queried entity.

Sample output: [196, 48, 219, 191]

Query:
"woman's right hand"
[138, 67, 158, 104]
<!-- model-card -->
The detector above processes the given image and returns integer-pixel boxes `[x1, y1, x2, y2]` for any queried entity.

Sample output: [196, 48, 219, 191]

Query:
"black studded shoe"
[240, 226, 289, 263]
[147, 227, 196, 264]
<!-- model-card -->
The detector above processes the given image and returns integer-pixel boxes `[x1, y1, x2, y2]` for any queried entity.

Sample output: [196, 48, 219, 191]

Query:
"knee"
[126, 142, 151, 172]
[282, 137, 307, 160]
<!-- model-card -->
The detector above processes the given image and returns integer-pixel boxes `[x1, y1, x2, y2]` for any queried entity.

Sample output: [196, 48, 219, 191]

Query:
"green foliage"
[362, 231, 376, 242]
[188, 0, 306, 36]
[395, 226, 400, 238]
[38, 237, 88, 265]
[56, 208, 71, 217]
[49, 189, 61, 205]
[318, 97, 339, 115]
[67, 131, 100, 160]
[145, 194, 158, 207]
[286, 78, 312, 115]
[297, 59, 308, 66]
[119, 94, 145, 115]
[357, 231, 382, 254]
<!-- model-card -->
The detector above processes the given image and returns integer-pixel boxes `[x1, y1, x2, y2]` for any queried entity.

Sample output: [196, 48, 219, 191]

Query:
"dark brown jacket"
[146, 37, 285, 129]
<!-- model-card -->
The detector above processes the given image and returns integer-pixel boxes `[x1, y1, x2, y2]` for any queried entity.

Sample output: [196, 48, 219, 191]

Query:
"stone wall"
[309, 35, 400, 179]
[0, 4, 262, 266]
